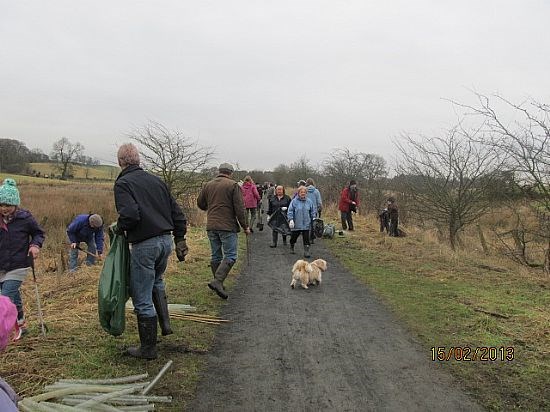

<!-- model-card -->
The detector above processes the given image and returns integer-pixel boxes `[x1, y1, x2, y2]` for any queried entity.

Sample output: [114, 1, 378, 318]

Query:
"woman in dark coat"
[267, 185, 291, 248]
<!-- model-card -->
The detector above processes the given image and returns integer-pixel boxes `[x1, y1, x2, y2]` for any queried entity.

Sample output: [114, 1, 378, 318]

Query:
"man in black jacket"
[114, 143, 188, 359]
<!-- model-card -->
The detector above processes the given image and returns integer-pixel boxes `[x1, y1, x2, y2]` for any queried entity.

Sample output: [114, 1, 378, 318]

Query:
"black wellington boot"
[269, 231, 278, 248]
[152, 287, 172, 336]
[290, 243, 295, 254]
[304, 245, 311, 258]
[208, 259, 234, 299]
[127, 316, 158, 360]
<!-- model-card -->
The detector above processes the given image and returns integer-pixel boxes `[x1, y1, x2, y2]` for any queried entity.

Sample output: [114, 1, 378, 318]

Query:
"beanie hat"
[349, 180, 357, 186]
[0, 178, 21, 206]
[89, 214, 103, 228]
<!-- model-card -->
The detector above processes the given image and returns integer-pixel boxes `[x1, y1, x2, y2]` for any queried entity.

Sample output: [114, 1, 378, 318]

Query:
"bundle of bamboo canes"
[19, 361, 173, 411]
[125, 302, 229, 325]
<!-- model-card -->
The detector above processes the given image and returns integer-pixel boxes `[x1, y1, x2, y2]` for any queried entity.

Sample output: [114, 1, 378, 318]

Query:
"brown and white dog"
[291, 259, 328, 289]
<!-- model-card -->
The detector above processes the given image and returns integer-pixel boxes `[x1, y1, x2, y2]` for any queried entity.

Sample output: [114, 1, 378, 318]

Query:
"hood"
[307, 186, 316, 193]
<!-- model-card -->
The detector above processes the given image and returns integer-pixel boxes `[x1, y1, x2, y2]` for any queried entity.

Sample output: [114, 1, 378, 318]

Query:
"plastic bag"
[267, 208, 291, 235]
[98, 224, 130, 336]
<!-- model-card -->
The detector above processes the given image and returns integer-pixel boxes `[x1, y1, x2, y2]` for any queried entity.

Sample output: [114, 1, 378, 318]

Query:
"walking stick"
[246, 232, 251, 267]
[29, 257, 47, 336]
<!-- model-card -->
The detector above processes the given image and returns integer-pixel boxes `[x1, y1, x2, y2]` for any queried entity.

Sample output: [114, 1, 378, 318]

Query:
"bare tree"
[452, 93, 550, 271]
[395, 127, 502, 250]
[322, 148, 387, 207]
[288, 156, 317, 186]
[50, 137, 84, 179]
[128, 121, 215, 202]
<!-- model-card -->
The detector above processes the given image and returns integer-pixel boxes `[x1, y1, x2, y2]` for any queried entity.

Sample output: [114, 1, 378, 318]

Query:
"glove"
[112, 223, 124, 236]
[267, 215, 271, 222]
[175, 238, 189, 262]
[351, 201, 356, 205]
[281, 207, 287, 211]
[289, 220, 295, 229]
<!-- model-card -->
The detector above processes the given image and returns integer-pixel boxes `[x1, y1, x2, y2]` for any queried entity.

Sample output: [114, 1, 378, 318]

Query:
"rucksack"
[313, 218, 324, 238]
[323, 224, 336, 239]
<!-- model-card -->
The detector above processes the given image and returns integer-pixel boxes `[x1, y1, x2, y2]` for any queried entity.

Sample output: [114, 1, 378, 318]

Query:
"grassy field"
[2, 178, 548, 410]
[2, 227, 244, 410]
[321, 207, 549, 411]
[28, 162, 119, 180]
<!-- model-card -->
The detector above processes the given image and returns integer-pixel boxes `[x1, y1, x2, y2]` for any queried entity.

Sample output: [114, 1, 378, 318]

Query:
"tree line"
[0, 137, 100, 178]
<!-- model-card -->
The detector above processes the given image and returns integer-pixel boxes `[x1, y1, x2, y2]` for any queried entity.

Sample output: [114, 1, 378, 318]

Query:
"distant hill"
[29, 163, 120, 180]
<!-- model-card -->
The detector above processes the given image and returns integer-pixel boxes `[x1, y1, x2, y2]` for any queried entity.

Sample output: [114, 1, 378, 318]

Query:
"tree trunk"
[477, 224, 489, 255]
[544, 239, 550, 276]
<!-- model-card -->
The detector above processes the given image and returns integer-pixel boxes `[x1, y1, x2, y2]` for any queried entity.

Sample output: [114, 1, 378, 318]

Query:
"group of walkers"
[0, 143, 400, 362]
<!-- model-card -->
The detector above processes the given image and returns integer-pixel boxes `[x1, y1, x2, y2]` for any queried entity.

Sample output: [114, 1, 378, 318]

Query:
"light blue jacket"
[306, 185, 322, 211]
[287, 196, 317, 230]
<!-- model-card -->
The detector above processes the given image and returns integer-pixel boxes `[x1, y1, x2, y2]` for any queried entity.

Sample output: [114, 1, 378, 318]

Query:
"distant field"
[29, 162, 119, 180]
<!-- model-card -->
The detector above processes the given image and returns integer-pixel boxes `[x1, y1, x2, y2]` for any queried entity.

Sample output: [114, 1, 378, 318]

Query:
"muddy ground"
[188, 224, 482, 411]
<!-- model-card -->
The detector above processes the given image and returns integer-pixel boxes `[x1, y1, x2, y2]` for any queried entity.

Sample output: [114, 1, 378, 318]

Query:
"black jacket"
[267, 195, 291, 216]
[114, 165, 187, 243]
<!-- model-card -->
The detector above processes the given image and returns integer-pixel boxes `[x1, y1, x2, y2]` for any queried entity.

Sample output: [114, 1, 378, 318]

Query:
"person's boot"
[282, 237, 287, 246]
[208, 259, 234, 299]
[208, 260, 224, 294]
[152, 287, 172, 336]
[210, 260, 221, 277]
[304, 245, 311, 258]
[269, 232, 277, 248]
[290, 243, 295, 254]
[127, 316, 158, 360]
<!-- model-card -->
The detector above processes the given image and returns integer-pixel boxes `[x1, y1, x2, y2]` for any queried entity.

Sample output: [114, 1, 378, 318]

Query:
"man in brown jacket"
[197, 163, 250, 299]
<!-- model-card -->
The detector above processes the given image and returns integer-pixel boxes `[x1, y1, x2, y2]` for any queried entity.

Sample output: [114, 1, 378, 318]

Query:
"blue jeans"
[207, 230, 238, 264]
[68, 239, 97, 271]
[1, 280, 23, 320]
[129, 234, 173, 318]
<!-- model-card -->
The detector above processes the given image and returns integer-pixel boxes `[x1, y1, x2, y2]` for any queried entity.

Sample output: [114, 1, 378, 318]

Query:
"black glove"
[175, 238, 188, 262]
[112, 223, 124, 236]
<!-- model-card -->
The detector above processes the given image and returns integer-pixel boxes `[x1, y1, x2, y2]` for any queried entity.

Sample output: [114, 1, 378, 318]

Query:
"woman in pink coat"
[241, 176, 261, 232]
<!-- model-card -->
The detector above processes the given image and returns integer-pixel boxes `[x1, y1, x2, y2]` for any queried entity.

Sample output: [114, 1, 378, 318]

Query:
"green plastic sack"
[98, 224, 130, 336]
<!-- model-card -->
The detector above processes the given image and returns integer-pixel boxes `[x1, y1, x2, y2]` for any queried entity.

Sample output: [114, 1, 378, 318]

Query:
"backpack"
[313, 218, 324, 238]
[323, 223, 336, 239]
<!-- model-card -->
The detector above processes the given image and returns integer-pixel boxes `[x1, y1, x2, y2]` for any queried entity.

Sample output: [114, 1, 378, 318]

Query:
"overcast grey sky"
[1, 0, 549, 171]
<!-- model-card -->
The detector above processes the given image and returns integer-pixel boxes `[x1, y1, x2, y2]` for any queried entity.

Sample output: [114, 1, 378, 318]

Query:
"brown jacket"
[197, 174, 247, 232]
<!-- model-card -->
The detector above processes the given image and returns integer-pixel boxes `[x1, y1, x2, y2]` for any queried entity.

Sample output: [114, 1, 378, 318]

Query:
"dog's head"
[310, 259, 327, 272]
[292, 259, 313, 273]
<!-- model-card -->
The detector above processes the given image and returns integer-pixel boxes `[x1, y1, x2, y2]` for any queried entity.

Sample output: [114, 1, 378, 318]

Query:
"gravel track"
[189, 225, 482, 411]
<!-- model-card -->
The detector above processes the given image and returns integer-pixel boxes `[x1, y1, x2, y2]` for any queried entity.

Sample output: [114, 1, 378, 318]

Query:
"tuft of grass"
[323, 210, 550, 411]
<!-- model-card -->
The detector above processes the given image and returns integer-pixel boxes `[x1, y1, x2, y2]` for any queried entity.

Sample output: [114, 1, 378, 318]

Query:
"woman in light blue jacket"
[287, 185, 317, 258]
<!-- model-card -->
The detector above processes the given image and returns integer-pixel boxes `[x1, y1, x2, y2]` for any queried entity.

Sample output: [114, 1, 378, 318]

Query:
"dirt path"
[188, 224, 482, 411]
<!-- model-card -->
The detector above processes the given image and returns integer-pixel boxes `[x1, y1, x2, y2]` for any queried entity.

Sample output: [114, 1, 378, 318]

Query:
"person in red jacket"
[338, 180, 360, 231]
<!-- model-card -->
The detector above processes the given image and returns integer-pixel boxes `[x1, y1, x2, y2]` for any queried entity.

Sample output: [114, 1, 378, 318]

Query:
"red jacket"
[338, 187, 360, 213]
[241, 182, 261, 209]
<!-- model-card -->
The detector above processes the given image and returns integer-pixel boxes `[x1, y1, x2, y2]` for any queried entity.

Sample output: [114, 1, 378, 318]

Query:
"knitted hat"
[0, 178, 20, 206]
[219, 162, 234, 173]
[88, 214, 103, 228]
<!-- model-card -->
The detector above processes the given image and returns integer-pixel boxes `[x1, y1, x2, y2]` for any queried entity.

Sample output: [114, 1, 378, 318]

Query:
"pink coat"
[241, 182, 261, 209]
